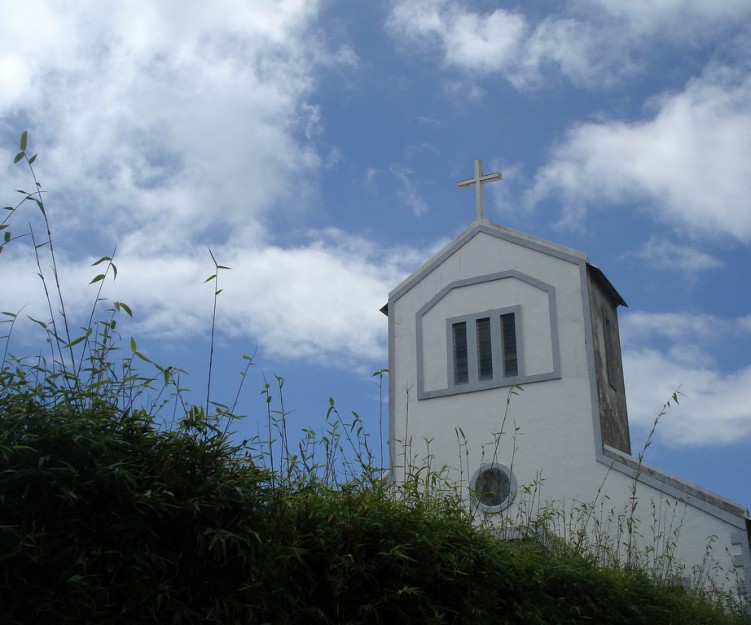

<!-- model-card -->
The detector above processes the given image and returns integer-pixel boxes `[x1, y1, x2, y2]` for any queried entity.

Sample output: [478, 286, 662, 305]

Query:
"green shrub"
[0, 400, 273, 623]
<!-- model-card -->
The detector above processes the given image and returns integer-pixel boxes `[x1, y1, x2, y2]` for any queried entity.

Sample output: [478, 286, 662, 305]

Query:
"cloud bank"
[621, 311, 751, 447]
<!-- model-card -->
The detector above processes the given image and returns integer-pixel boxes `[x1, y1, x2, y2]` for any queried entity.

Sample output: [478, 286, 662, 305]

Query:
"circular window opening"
[471, 463, 516, 512]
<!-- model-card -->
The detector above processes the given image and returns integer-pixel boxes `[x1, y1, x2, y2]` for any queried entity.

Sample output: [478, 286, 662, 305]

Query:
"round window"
[471, 463, 516, 512]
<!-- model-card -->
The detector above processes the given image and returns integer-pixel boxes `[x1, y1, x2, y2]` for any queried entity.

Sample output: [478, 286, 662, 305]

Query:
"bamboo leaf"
[19, 131, 27, 151]
[28, 154, 37, 165]
[13, 152, 24, 164]
[91, 256, 112, 266]
[28, 317, 48, 330]
[130, 337, 137, 353]
[203, 274, 216, 283]
[90, 274, 105, 284]
[64, 333, 89, 348]
[134, 351, 153, 364]
[115, 301, 133, 317]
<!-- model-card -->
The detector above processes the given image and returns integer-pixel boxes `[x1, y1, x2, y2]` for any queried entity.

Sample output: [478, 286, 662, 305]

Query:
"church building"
[383, 160, 750, 600]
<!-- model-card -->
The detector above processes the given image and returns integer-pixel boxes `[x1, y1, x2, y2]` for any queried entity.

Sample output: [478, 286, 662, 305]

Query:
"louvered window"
[501, 313, 518, 377]
[452, 322, 469, 385]
[449, 308, 520, 390]
[476, 317, 493, 380]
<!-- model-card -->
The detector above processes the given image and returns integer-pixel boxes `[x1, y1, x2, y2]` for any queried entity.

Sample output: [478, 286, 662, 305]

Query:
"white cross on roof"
[456, 159, 502, 221]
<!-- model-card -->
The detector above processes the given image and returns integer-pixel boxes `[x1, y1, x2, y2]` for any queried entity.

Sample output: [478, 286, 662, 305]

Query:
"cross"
[456, 159, 502, 221]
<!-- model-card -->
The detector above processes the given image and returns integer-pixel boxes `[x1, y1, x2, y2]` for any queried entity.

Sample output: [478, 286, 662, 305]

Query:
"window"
[471, 463, 516, 512]
[501, 313, 518, 377]
[415, 272, 561, 401]
[603, 311, 618, 389]
[448, 308, 521, 389]
[476, 317, 493, 380]
[452, 322, 469, 384]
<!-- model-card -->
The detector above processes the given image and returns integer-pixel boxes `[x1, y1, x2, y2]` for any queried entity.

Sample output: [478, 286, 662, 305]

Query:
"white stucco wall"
[390, 227, 599, 504]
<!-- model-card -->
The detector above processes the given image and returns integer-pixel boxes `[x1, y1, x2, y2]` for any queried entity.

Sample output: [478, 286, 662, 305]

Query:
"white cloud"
[0, 1, 416, 374]
[581, 0, 751, 42]
[621, 311, 731, 344]
[386, 0, 526, 73]
[526, 64, 751, 241]
[624, 347, 751, 447]
[442, 8, 526, 73]
[621, 310, 751, 446]
[386, 0, 751, 89]
[0, 227, 422, 373]
[386, 0, 635, 89]
[0, 0, 329, 252]
[516, 18, 614, 89]
[634, 237, 722, 272]
[390, 165, 429, 215]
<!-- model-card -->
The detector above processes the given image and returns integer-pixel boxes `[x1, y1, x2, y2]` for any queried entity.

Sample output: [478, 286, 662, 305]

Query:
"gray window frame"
[446, 305, 523, 393]
[470, 462, 517, 513]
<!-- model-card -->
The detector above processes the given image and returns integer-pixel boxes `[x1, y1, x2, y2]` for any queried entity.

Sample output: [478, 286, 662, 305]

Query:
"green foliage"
[0, 401, 272, 623]
[2, 132, 749, 624]
[2, 402, 748, 624]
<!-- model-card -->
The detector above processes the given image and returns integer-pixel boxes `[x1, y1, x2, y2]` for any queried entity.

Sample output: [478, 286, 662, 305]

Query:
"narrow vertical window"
[501, 313, 518, 377]
[604, 313, 617, 388]
[452, 322, 469, 384]
[476, 317, 493, 380]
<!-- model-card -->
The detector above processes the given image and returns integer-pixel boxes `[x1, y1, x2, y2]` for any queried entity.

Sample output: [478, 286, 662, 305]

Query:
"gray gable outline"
[414, 272, 560, 399]
[387, 221, 589, 304]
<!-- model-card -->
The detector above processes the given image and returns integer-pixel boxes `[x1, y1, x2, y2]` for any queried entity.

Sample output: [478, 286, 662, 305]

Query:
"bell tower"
[382, 159, 749, 599]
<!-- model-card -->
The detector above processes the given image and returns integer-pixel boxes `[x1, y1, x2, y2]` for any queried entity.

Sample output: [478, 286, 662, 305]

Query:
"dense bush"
[0, 400, 271, 622]
[2, 398, 750, 624]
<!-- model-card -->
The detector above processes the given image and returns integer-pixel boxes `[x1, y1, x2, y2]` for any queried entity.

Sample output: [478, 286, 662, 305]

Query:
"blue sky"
[1, 1, 750, 508]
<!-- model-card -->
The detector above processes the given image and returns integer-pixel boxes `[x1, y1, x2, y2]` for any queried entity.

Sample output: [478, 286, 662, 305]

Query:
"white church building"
[383, 160, 751, 600]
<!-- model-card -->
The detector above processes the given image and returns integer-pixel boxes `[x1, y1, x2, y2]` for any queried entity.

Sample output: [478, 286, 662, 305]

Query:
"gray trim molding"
[415, 270, 561, 400]
[601, 445, 748, 527]
[388, 222, 588, 304]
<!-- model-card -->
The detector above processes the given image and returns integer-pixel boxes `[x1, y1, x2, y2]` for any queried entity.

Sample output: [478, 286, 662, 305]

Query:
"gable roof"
[387, 219, 626, 308]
